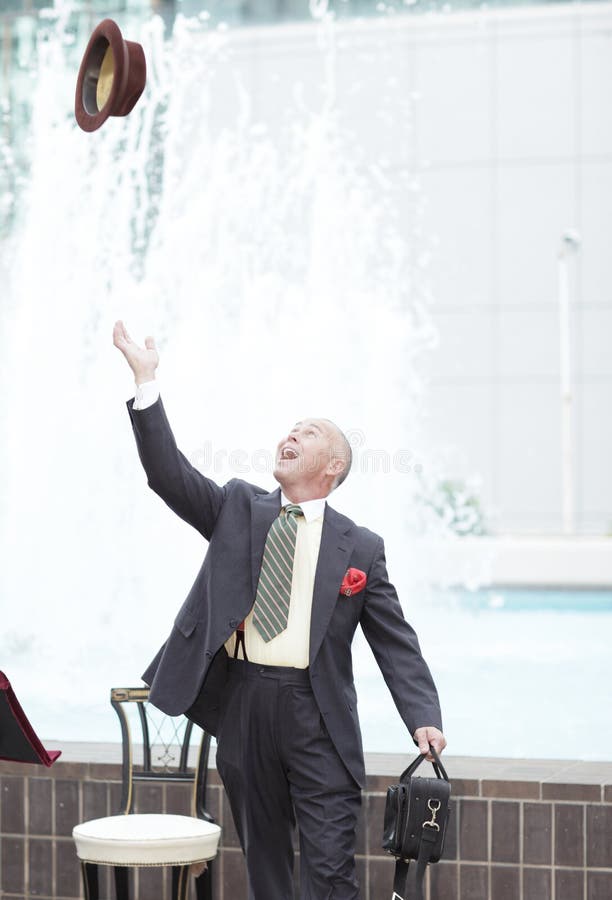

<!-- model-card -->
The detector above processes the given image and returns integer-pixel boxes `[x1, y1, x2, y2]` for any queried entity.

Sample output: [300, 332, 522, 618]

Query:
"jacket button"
[205, 651, 212, 658]
[229, 618, 238, 628]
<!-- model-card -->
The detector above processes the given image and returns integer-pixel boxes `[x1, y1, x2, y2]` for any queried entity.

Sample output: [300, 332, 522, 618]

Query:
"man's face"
[273, 418, 336, 486]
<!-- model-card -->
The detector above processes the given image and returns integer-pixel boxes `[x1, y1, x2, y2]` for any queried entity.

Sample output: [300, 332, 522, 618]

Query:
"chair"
[72, 687, 221, 900]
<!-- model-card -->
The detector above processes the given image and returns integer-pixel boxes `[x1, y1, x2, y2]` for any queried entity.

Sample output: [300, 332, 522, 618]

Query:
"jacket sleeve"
[359, 536, 443, 739]
[126, 394, 229, 540]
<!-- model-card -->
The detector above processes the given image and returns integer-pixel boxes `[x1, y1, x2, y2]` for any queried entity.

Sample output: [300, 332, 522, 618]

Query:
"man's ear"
[327, 457, 345, 478]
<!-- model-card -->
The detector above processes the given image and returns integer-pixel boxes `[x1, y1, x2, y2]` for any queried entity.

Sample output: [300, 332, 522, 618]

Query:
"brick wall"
[1, 752, 611, 899]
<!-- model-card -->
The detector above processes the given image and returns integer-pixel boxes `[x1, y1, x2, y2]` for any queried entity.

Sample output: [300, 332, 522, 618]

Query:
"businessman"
[113, 320, 446, 900]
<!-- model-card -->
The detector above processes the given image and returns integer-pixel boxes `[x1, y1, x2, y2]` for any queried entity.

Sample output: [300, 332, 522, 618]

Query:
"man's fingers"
[144, 336, 156, 351]
[113, 320, 130, 349]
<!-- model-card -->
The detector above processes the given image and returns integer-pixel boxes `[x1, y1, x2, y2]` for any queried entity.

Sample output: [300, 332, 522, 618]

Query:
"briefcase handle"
[400, 743, 449, 783]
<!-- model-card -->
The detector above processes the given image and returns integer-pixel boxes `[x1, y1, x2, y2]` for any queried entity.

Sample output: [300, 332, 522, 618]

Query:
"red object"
[75, 19, 146, 132]
[339, 568, 367, 597]
[0, 672, 61, 767]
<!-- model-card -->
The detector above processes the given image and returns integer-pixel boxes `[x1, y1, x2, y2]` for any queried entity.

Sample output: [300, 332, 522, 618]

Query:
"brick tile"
[220, 792, 241, 849]
[133, 783, 163, 814]
[586, 804, 612, 868]
[444, 799, 458, 859]
[451, 779, 480, 797]
[430, 861, 459, 900]
[82, 781, 108, 822]
[52, 762, 89, 780]
[109, 781, 124, 814]
[491, 865, 520, 900]
[166, 782, 192, 817]
[368, 856, 394, 898]
[543, 783, 601, 802]
[204, 784, 222, 825]
[1, 776, 26, 833]
[138, 864, 164, 896]
[1, 837, 25, 892]
[88, 763, 122, 781]
[491, 801, 519, 863]
[208, 765, 223, 787]
[588, 871, 612, 900]
[222, 847, 248, 896]
[524, 802, 552, 865]
[0, 760, 29, 776]
[55, 780, 80, 837]
[555, 868, 585, 900]
[56, 839, 81, 897]
[29, 838, 53, 896]
[523, 866, 552, 900]
[355, 855, 367, 895]
[29, 777, 53, 836]
[459, 864, 488, 900]
[482, 780, 540, 799]
[459, 800, 488, 862]
[365, 774, 394, 793]
[354, 795, 366, 856]
[554, 804, 584, 867]
[367, 793, 388, 856]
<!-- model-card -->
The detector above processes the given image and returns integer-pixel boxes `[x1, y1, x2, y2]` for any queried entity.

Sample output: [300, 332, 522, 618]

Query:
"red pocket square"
[340, 568, 367, 597]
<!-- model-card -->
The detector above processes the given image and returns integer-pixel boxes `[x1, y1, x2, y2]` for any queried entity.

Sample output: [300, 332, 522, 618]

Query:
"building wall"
[216, 2, 612, 536]
[1, 753, 612, 899]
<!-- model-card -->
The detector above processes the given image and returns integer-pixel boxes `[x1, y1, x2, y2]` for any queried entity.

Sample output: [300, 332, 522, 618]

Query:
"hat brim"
[75, 18, 146, 133]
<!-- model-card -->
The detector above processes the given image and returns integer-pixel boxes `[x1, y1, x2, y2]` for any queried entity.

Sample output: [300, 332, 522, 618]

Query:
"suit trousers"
[215, 657, 362, 900]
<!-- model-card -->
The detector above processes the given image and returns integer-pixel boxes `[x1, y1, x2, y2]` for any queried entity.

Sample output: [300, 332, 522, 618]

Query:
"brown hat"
[75, 19, 146, 133]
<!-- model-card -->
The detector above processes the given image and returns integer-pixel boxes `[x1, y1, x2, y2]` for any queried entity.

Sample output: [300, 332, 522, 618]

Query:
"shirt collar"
[280, 491, 326, 523]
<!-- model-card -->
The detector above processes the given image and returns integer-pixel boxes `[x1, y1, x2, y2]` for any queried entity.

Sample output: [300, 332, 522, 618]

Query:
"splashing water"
[0, 9, 475, 742]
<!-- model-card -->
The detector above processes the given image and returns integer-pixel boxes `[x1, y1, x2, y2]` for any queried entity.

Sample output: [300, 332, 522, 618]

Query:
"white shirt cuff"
[133, 380, 160, 410]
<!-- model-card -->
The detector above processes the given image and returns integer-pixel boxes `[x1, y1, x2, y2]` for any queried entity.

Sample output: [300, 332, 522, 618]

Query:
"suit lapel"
[309, 505, 354, 666]
[250, 489, 282, 594]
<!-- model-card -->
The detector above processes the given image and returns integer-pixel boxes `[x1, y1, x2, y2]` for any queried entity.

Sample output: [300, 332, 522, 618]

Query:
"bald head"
[320, 418, 352, 490]
[273, 416, 353, 500]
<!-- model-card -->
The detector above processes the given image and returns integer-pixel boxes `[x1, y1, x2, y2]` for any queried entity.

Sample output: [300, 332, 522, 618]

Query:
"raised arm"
[113, 320, 228, 539]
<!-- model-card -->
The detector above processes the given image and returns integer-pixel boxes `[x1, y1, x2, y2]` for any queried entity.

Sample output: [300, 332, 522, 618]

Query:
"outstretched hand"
[413, 726, 447, 762]
[113, 320, 159, 384]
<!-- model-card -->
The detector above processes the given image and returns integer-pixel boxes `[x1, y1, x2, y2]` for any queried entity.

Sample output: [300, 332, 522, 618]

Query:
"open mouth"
[279, 446, 299, 461]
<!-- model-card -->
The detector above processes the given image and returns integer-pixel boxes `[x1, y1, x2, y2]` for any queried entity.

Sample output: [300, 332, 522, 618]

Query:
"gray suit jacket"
[128, 396, 442, 788]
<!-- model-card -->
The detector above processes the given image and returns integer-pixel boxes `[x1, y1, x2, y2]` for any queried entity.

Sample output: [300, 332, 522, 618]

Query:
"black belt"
[227, 657, 311, 684]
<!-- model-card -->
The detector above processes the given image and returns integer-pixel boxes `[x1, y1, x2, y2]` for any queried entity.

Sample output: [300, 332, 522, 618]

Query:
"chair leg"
[113, 865, 130, 900]
[81, 862, 99, 900]
[171, 865, 190, 900]
[195, 861, 213, 900]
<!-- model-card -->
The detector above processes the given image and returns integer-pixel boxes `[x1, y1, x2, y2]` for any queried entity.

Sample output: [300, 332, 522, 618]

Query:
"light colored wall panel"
[496, 382, 563, 526]
[496, 32, 576, 159]
[576, 381, 612, 531]
[497, 307, 563, 378]
[416, 165, 495, 308]
[414, 38, 494, 164]
[421, 309, 496, 380]
[335, 38, 415, 165]
[578, 160, 612, 306]
[577, 307, 612, 378]
[252, 48, 329, 139]
[421, 381, 496, 496]
[496, 162, 576, 307]
[579, 27, 612, 156]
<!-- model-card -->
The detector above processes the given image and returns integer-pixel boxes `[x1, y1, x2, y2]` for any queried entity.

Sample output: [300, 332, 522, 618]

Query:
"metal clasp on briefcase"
[423, 798, 441, 831]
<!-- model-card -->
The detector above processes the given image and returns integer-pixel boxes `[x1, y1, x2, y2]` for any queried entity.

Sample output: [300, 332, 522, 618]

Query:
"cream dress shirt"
[133, 380, 324, 668]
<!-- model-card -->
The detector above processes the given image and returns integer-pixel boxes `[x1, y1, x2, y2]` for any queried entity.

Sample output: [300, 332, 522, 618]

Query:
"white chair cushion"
[73, 813, 221, 866]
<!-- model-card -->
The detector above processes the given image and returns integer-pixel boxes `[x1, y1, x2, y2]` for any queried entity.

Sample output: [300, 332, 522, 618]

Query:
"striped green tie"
[252, 504, 304, 642]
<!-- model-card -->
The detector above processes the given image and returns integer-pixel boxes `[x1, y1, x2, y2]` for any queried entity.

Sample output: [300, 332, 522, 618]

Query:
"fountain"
[0, 4, 456, 748]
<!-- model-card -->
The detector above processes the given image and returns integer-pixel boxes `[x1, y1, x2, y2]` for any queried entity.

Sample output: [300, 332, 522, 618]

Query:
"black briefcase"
[382, 744, 451, 900]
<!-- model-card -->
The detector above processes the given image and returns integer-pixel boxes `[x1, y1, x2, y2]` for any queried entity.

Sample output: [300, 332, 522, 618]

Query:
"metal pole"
[557, 230, 580, 535]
